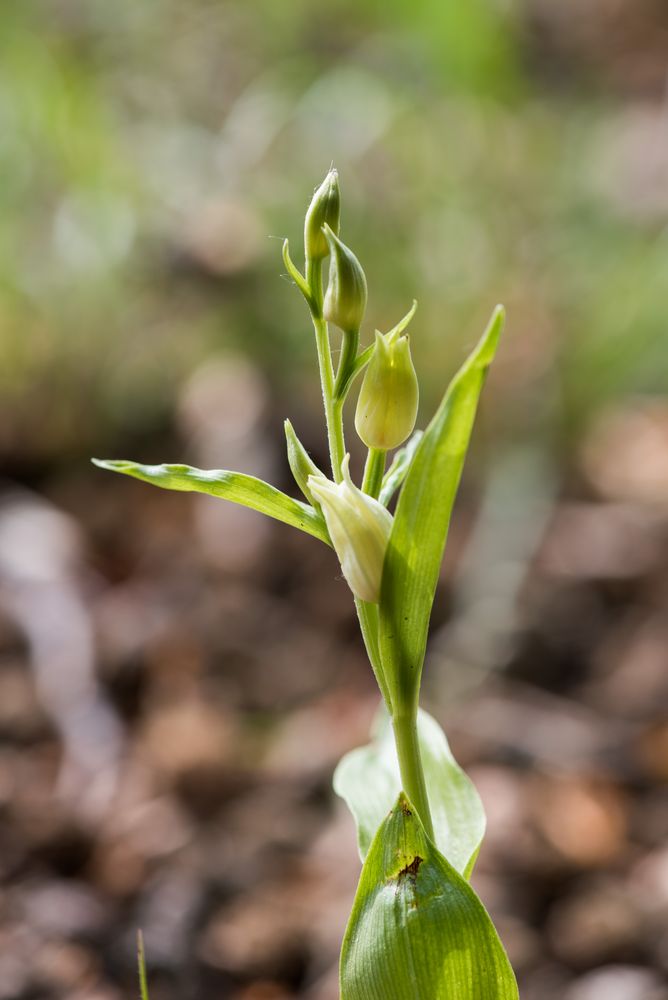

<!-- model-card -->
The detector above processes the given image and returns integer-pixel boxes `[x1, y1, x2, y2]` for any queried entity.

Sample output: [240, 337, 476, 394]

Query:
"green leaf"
[334, 708, 485, 878]
[379, 306, 504, 709]
[340, 793, 518, 1000]
[354, 599, 393, 711]
[282, 238, 313, 308]
[348, 341, 374, 381]
[284, 418, 324, 510]
[385, 298, 418, 340]
[92, 459, 331, 545]
[379, 430, 424, 507]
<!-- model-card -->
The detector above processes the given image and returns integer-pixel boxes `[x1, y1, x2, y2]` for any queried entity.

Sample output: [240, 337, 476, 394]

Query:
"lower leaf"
[340, 793, 518, 1000]
[334, 708, 485, 878]
[92, 459, 330, 545]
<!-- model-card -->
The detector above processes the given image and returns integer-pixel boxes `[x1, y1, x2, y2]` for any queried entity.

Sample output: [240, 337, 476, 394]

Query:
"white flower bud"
[308, 455, 392, 603]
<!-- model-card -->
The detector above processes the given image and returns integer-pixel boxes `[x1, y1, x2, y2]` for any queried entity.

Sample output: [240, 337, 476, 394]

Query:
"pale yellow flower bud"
[355, 328, 419, 451]
[304, 169, 341, 261]
[322, 226, 367, 333]
[308, 455, 392, 603]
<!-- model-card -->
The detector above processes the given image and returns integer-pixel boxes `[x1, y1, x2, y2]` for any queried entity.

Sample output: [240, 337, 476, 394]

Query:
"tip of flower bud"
[304, 170, 341, 262]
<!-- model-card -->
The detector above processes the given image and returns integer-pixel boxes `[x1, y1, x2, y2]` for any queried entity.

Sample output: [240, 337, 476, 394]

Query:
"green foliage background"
[1, 0, 665, 466]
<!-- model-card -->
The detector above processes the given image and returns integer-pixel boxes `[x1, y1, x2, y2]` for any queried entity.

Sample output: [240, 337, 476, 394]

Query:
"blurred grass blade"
[137, 930, 149, 1000]
[92, 459, 330, 545]
[379, 430, 424, 506]
[340, 793, 518, 1000]
[334, 707, 485, 877]
[379, 306, 504, 707]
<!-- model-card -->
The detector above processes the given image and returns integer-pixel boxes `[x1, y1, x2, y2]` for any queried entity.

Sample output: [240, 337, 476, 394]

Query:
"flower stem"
[314, 317, 346, 482]
[307, 258, 346, 482]
[362, 448, 385, 499]
[392, 708, 434, 841]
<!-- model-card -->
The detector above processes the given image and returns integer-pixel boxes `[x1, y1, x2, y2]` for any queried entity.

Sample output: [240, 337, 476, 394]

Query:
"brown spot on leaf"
[398, 855, 423, 880]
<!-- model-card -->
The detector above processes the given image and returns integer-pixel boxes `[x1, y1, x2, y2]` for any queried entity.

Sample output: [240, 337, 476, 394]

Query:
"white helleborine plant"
[308, 454, 392, 604]
[95, 170, 516, 1000]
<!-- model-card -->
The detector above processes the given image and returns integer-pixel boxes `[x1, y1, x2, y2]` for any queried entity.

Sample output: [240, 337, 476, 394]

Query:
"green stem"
[306, 257, 323, 317]
[362, 448, 386, 499]
[392, 709, 434, 840]
[307, 258, 346, 482]
[313, 316, 346, 481]
[308, 253, 430, 840]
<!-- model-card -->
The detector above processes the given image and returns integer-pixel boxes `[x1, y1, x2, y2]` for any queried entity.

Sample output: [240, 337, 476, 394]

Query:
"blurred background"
[1, 0, 667, 997]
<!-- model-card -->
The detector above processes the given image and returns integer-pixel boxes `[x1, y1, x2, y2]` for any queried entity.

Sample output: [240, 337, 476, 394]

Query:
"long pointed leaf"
[379, 307, 504, 708]
[334, 708, 485, 878]
[92, 459, 331, 545]
[340, 793, 518, 1000]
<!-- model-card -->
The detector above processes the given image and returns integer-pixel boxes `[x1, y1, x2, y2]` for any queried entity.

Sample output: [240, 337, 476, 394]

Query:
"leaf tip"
[474, 303, 505, 368]
[491, 303, 506, 331]
[91, 458, 129, 472]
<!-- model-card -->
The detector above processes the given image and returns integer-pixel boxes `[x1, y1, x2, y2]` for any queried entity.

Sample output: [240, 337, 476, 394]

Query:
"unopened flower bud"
[308, 454, 392, 603]
[355, 328, 419, 451]
[304, 169, 341, 261]
[323, 226, 367, 333]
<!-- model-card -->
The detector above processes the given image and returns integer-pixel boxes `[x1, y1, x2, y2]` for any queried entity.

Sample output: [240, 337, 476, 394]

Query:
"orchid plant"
[96, 171, 518, 999]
